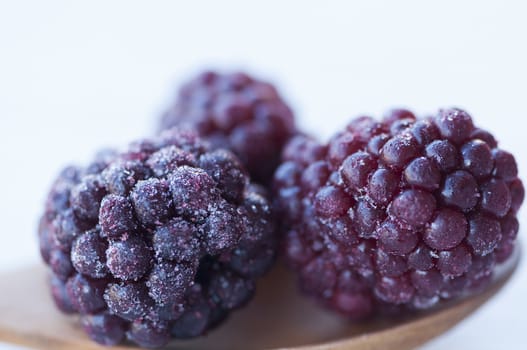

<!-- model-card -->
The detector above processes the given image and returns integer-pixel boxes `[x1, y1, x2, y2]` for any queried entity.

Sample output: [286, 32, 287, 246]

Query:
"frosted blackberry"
[38, 129, 276, 347]
[159, 71, 296, 184]
[274, 108, 523, 318]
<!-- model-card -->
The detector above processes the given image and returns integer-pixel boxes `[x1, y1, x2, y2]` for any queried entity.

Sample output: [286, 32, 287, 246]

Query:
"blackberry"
[159, 71, 296, 184]
[274, 108, 523, 318]
[38, 129, 276, 347]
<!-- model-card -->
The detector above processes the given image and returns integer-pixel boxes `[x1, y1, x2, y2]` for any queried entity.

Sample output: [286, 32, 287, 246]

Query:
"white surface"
[0, 1, 526, 349]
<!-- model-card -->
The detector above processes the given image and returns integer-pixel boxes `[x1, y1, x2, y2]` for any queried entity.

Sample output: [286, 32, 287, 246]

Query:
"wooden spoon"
[0, 248, 519, 350]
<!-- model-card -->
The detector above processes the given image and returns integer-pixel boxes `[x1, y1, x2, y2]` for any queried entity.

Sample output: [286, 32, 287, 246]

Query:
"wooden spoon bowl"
[0, 247, 520, 350]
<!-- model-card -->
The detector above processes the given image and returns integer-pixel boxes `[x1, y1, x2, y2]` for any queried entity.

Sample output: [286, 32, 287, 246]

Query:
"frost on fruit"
[38, 129, 276, 347]
[274, 108, 523, 318]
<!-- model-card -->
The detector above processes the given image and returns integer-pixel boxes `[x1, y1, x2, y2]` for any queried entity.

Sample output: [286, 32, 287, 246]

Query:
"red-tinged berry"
[437, 245, 472, 278]
[424, 209, 467, 251]
[461, 139, 493, 178]
[441, 170, 480, 211]
[434, 108, 474, 144]
[274, 107, 523, 318]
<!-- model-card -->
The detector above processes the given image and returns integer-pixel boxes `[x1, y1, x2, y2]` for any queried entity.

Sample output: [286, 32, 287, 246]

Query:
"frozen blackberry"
[274, 108, 523, 318]
[159, 71, 296, 184]
[38, 129, 277, 347]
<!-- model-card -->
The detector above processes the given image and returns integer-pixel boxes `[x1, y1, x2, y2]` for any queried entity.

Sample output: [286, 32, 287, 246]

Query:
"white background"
[0, 1, 526, 349]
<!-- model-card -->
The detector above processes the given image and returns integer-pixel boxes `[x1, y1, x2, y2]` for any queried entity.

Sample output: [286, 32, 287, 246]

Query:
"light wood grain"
[0, 250, 519, 350]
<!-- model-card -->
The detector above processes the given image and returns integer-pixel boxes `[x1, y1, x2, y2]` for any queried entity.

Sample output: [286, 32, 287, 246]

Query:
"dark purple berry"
[495, 239, 515, 263]
[50, 250, 74, 280]
[352, 200, 385, 238]
[408, 245, 434, 271]
[437, 245, 472, 278]
[328, 132, 363, 168]
[300, 161, 330, 192]
[368, 168, 399, 206]
[104, 282, 152, 321]
[389, 189, 436, 228]
[50, 275, 76, 313]
[374, 275, 415, 304]
[99, 195, 137, 238]
[500, 213, 519, 241]
[169, 166, 218, 220]
[102, 160, 151, 196]
[377, 221, 418, 255]
[492, 149, 518, 181]
[229, 241, 276, 278]
[471, 128, 498, 148]
[147, 262, 195, 305]
[404, 157, 441, 190]
[106, 236, 153, 281]
[348, 115, 385, 141]
[38, 218, 56, 264]
[127, 319, 170, 348]
[66, 274, 106, 313]
[314, 186, 352, 218]
[282, 134, 326, 166]
[340, 152, 377, 191]
[410, 269, 443, 297]
[170, 285, 210, 339]
[52, 208, 89, 251]
[153, 219, 200, 262]
[367, 133, 390, 156]
[71, 230, 108, 278]
[81, 313, 126, 346]
[381, 134, 420, 168]
[375, 249, 408, 277]
[300, 258, 337, 298]
[147, 145, 197, 177]
[425, 140, 458, 172]
[383, 108, 416, 125]
[467, 214, 502, 256]
[209, 270, 255, 309]
[283, 230, 314, 268]
[273, 161, 301, 189]
[199, 149, 246, 203]
[480, 179, 511, 218]
[441, 170, 479, 211]
[160, 71, 295, 183]
[131, 178, 173, 226]
[509, 178, 525, 213]
[70, 175, 106, 221]
[204, 204, 242, 254]
[411, 119, 439, 145]
[461, 139, 493, 178]
[39, 128, 277, 346]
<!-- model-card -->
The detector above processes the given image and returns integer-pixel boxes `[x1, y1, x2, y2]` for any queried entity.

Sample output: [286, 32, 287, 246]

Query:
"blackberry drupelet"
[39, 129, 276, 347]
[274, 108, 523, 318]
[159, 71, 296, 184]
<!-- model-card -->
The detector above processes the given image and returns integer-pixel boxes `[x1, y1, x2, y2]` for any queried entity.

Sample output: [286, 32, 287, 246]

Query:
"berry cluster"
[274, 108, 523, 318]
[38, 129, 276, 347]
[160, 71, 296, 184]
